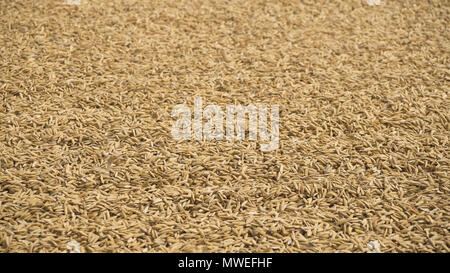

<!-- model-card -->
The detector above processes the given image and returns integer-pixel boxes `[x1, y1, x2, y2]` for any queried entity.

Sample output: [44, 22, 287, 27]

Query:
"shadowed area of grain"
[0, 0, 448, 252]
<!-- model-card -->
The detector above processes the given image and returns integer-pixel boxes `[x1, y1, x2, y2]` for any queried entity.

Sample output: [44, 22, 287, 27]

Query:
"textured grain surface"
[0, 0, 449, 252]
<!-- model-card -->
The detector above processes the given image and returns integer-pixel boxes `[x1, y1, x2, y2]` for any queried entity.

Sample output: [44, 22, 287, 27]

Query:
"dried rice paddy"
[0, 0, 449, 252]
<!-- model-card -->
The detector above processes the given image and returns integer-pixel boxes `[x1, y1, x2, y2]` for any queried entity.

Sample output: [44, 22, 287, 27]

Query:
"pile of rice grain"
[0, 0, 448, 252]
